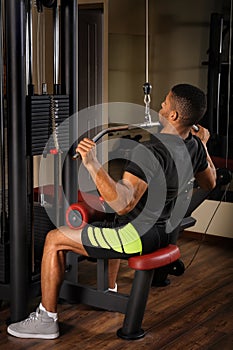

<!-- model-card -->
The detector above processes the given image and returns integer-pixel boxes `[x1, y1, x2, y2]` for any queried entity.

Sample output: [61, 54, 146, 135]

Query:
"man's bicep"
[195, 166, 216, 191]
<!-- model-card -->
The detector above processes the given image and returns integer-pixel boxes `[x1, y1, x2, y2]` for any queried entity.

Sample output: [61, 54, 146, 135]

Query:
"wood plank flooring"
[0, 234, 232, 349]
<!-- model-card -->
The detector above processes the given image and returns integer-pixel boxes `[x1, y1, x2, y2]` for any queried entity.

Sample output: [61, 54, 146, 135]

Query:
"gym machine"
[0, 0, 232, 327]
[0, 0, 78, 322]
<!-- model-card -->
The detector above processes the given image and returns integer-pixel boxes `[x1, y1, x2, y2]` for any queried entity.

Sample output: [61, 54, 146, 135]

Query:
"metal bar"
[117, 269, 154, 339]
[216, 17, 223, 135]
[225, 0, 233, 167]
[0, 0, 7, 243]
[73, 122, 160, 159]
[26, 0, 34, 94]
[60, 281, 128, 314]
[97, 259, 109, 291]
[61, 0, 78, 210]
[54, 153, 60, 227]
[53, 0, 60, 90]
[5, 0, 28, 322]
[206, 13, 224, 136]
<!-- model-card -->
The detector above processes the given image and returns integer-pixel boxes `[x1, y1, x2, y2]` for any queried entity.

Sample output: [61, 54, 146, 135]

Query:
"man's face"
[159, 91, 174, 125]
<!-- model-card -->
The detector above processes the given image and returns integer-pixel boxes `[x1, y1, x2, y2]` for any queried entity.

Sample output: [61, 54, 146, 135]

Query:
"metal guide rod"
[42, 7, 46, 87]
[52, 0, 61, 151]
[53, 0, 60, 90]
[36, 10, 41, 93]
[26, 0, 34, 94]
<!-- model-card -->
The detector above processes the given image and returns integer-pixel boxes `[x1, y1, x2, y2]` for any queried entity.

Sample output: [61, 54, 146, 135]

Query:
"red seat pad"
[128, 244, 181, 270]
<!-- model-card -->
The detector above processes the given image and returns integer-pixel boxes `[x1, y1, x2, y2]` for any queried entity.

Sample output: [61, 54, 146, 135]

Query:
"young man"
[7, 84, 216, 339]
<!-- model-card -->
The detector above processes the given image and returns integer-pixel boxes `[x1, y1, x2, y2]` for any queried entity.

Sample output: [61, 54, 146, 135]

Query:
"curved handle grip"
[72, 122, 161, 159]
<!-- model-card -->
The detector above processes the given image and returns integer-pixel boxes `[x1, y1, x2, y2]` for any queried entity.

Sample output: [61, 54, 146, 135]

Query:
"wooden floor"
[0, 234, 233, 350]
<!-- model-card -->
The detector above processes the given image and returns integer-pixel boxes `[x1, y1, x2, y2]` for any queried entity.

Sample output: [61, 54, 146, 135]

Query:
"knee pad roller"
[66, 195, 106, 229]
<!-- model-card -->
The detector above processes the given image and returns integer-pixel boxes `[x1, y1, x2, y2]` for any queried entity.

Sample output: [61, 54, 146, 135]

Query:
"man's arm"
[191, 125, 217, 191]
[76, 138, 148, 214]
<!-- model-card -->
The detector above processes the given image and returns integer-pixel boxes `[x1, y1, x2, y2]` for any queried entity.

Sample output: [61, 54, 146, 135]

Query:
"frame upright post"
[5, 0, 29, 321]
[60, 0, 78, 210]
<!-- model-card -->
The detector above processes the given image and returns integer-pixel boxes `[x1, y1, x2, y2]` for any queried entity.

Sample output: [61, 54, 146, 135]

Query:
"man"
[7, 84, 216, 339]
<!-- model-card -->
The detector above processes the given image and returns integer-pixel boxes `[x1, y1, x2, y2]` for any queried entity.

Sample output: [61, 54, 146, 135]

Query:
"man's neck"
[160, 124, 190, 140]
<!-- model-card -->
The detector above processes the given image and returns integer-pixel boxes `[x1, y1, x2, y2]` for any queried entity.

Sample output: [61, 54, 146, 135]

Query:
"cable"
[145, 0, 149, 83]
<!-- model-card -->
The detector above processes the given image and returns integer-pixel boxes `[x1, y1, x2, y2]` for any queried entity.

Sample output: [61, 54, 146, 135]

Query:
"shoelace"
[21, 310, 39, 325]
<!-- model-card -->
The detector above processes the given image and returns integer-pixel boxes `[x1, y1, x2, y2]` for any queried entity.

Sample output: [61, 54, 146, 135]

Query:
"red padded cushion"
[66, 199, 106, 229]
[128, 244, 181, 270]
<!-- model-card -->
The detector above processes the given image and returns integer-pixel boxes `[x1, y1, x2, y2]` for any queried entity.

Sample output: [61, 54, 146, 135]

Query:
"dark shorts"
[81, 221, 170, 259]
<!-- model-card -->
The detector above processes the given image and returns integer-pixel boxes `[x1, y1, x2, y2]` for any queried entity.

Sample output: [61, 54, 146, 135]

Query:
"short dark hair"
[170, 84, 207, 126]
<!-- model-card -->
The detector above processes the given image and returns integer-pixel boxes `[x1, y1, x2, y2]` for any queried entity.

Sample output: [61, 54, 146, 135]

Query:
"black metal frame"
[117, 269, 154, 340]
[61, 0, 78, 208]
[5, 0, 29, 321]
[60, 253, 128, 313]
[206, 12, 233, 159]
[0, 0, 78, 322]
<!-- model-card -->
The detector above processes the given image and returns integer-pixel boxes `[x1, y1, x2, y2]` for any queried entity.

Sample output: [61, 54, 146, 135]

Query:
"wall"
[31, 1, 232, 238]
[108, 0, 233, 239]
[186, 200, 233, 239]
[108, 0, 225, 118]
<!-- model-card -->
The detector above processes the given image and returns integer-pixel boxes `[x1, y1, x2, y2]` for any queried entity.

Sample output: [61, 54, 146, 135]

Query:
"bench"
[59, 167, 232, 339]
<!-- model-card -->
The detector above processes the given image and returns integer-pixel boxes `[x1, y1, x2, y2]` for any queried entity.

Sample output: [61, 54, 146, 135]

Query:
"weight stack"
[27, 95, 51, 156]
[50, 95, 70, 153]
[27, 94, 70, 156]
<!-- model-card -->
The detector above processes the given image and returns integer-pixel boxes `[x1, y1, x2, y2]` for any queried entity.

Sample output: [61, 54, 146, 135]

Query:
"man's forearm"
[85, 160, 133, 213]
[203, 144, 217, 181]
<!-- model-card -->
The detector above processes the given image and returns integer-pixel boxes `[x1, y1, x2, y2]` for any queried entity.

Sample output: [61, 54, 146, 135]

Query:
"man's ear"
[169, 110, 179, 121]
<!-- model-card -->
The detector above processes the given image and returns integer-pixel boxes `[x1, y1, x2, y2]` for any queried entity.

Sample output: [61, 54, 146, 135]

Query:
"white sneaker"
[7, 308, 59, 339]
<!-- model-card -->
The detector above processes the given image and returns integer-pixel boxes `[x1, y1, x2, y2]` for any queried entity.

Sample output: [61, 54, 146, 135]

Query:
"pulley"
[36, 0, 57, 12]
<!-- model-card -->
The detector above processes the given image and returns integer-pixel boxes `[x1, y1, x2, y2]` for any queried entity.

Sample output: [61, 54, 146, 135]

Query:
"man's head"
[159, 84, 207, 127]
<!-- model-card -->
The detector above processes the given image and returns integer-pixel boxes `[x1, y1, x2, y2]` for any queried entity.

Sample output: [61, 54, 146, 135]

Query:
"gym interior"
[0, 0, 233, 348]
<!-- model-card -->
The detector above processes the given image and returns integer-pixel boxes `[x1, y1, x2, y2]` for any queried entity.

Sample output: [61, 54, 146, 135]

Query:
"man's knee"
[44, 228, 60, 248]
